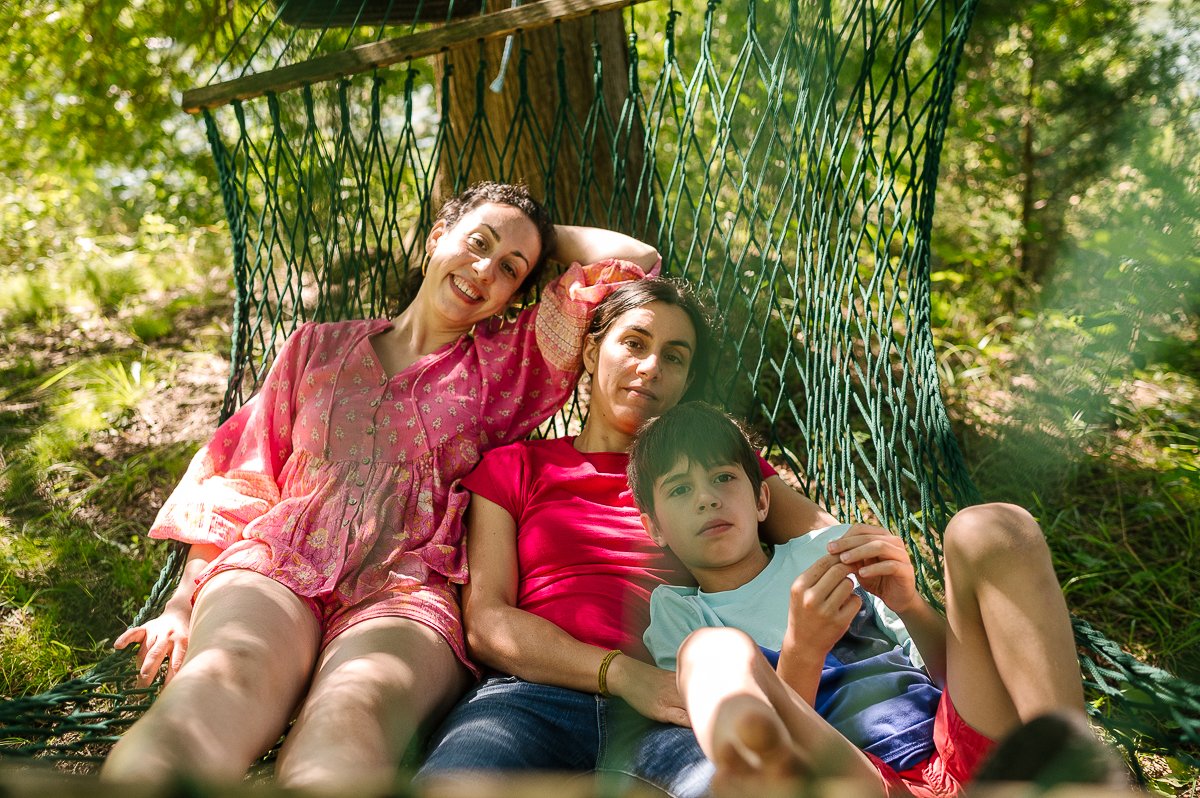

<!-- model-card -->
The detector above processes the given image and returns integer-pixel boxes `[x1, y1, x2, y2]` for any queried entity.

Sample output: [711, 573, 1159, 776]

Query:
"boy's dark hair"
[628, 401, 764, 518]
[435, 181, 557, 296]
[587, 277, 717, 402]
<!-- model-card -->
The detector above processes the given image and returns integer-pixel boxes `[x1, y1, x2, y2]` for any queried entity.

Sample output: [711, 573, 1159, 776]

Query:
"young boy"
[627, 401, 1097, 796]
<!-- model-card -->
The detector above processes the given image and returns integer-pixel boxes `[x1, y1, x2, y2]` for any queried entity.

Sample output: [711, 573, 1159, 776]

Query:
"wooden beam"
[181, 0, 649, 113]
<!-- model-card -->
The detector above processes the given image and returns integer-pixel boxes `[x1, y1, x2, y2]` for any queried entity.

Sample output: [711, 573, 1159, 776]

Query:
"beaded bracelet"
[597, 649, 622, 697]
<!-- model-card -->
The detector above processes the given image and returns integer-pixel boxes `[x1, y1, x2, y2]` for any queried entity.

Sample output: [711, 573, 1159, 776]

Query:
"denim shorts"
[416, 676, 713, 798]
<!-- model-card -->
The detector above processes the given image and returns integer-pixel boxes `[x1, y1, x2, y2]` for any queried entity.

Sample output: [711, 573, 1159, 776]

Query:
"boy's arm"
[893, 599, 947, 686]
[827, 525, 949, 684]
[760, 475, 839, 545]
[777, 552, 860, 704]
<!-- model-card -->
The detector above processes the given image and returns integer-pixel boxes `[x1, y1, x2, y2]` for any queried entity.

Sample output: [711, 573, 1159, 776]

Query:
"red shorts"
[868, 691, 995, 798]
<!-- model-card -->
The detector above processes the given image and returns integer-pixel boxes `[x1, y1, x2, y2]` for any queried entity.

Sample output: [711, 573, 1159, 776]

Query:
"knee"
[678, 627, 760, 678]
[944, 502, 1049, 571]
[305, 655, 408, 714]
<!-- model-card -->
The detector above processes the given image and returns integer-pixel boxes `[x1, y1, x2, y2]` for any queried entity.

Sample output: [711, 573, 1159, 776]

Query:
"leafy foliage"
[936, 0, 1193, 294]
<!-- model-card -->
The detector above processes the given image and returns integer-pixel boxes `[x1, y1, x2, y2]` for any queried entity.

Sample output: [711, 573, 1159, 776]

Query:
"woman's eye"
[502, 261, 518, 278]
[468, 234, 487, 249]
[623, 338, 643, 350]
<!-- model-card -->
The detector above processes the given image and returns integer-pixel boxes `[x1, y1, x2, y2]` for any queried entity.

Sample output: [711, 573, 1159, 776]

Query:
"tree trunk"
[1016, 25, 1040, 298]
[432, 4, 655, 236]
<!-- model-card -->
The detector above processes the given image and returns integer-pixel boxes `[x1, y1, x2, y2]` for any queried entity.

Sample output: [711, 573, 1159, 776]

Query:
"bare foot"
[710, 694, 807, 797]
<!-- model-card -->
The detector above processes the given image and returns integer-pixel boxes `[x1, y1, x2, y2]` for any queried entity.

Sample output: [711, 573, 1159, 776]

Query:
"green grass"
[932, 274, 1200, 794]
[0, 222, 233, 698]
[938, 299, 1200, 683]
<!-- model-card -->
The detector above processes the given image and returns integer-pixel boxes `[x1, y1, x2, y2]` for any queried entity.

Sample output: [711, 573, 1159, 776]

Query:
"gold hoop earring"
[421, 258, 428, 276]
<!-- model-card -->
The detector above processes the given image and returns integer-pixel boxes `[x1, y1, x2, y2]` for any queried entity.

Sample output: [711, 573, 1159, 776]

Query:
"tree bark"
[1016, 25, 1040, 296]
[432, 4, 655, 236]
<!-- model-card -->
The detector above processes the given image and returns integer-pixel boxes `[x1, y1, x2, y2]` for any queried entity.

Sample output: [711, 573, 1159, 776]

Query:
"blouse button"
[361, 457, 371, 465]
[348, 498, 358, 506]
[370, 399, 380, 407]
[341, 519, 350, 527]
[355, 478, 365, 487]
[365, 426, 375, 435]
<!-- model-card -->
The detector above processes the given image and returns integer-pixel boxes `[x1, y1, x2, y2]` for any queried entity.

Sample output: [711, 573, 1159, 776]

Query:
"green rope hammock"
[1, 0, 1196, 779]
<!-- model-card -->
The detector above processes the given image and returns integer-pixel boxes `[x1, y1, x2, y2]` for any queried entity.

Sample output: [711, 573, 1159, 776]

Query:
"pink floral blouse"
[149, 259, 651, 663]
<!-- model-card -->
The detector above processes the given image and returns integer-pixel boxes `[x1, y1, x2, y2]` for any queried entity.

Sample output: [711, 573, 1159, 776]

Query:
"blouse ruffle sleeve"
[533, 257, 660, 373]
[472, 257, 658, 445]
[147, 323, 315, 548]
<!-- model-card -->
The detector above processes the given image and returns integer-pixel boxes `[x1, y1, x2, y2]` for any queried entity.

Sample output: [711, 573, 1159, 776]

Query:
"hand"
[113, 603, 192, 688]
[787, 554, 861, 657]
[827, 524, 919, 613]
[606, 655, 691, 727]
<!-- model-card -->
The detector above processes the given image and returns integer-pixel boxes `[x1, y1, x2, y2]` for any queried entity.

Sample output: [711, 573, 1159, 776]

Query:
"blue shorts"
[417, 675, 713, 798]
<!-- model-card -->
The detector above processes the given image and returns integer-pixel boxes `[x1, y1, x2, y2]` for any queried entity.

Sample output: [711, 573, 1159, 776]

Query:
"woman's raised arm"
[759, 475, 839, 545]
[549, 225, 659, 271]
[462, 494, 688, 726]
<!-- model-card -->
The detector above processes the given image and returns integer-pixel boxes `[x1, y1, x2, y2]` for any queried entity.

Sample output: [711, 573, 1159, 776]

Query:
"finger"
[855, 560, 906, 579]
[165, 640, 188, 685]
[835, 539, 905, 565]
[821, 571, 859, 613]
[113, 627, 145, 650]
[811, 559, 859, 597]
[794, 555, 842, 587]
[138, 640, 171, 686]
[831, 532, 900, 552]
[828, 527, 894, 552]
[837, 592, 863, 624]
[846, 523, 890, 537]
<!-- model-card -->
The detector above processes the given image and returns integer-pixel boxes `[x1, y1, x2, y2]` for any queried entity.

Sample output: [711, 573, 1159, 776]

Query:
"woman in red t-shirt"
[418, 277, 838, 796]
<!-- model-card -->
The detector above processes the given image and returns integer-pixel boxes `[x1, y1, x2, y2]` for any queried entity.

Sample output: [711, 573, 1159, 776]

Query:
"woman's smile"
[449, 274, 484, 303]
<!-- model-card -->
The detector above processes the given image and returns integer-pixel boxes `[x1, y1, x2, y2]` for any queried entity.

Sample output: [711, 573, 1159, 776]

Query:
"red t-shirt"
[461, 436, 776, 661]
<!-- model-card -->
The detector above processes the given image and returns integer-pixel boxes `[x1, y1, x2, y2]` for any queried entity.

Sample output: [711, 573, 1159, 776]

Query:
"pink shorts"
[193, 554, 479, 677]
[868, 691, 995, 798]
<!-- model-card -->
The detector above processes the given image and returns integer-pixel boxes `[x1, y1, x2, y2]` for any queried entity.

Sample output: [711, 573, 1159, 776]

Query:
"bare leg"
[102, 570, 321, 783]
[275, 616, 471, 790]
[942, 503, 1085, 740]
[677, 628, 883, 794]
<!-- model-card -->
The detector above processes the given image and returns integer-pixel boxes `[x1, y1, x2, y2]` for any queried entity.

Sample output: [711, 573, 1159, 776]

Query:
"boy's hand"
[827, 524, 918, 613]
[786, 554, 861, 657]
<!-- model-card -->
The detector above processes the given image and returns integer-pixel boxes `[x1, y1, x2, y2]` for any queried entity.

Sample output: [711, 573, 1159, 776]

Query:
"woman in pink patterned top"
[102, 183, 659, 788]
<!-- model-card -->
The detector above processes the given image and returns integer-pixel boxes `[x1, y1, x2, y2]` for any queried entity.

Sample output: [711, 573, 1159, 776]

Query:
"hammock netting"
[1, 0, 1196, 780]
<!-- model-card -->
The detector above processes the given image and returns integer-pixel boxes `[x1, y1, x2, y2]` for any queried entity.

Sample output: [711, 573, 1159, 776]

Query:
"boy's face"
[641, 456, 770, 592]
